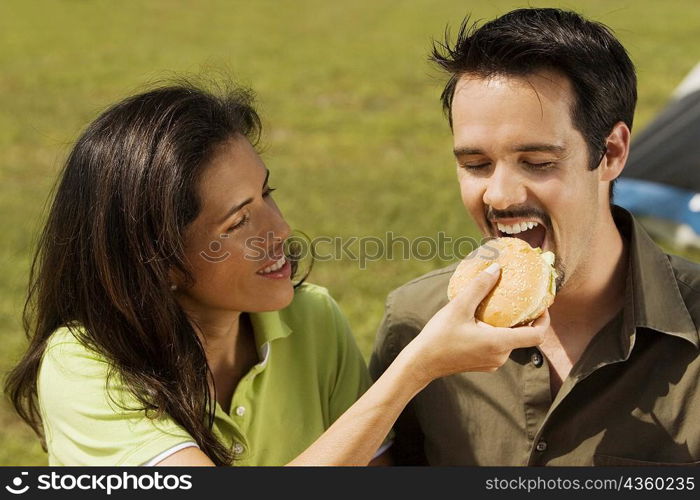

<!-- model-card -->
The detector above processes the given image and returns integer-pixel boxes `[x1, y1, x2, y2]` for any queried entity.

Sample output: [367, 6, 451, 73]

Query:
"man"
[370, 8, 700, 466]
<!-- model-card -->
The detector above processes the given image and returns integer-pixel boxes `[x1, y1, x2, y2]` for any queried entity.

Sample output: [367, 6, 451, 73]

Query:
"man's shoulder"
[371, 263, 458, 369]
[669, 253, 700, 291]
[669, 253, 700, 326]
[385, 262, 458, 328]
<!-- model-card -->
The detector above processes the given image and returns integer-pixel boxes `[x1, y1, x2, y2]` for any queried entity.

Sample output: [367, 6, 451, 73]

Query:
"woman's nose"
[264, 198, 291, 244]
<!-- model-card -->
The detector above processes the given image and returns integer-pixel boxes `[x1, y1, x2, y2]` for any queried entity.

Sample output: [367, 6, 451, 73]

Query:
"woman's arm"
[158, 263, 548, 466]
[284, 333, 432, 466]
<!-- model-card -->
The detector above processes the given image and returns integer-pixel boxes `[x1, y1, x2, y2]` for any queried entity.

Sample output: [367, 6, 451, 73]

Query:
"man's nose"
[482, 166, 527, 210]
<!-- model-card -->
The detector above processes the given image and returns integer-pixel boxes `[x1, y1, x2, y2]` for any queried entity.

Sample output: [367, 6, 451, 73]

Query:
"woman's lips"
[256, 255, 292, 279]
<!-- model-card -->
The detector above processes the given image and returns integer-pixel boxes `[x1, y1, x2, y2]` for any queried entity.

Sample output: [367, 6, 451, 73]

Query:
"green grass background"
[1, 0, 699, 465]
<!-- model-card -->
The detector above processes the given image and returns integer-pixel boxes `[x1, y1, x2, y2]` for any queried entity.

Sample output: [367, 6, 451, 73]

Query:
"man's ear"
[599, 121, 631, 182]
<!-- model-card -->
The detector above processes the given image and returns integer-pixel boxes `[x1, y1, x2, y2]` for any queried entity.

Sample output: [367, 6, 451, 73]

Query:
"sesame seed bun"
[447, 237, 557, 327]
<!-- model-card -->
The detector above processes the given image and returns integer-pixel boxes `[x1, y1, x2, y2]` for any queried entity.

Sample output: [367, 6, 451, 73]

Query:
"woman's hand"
[402, 262, 549, 387]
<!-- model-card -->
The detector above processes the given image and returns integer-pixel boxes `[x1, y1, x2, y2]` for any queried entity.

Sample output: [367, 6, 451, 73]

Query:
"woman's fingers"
[449, 262, 501, 318]
[414, 272, 551, 381]
[530, 309, 550, 328]
[492, 309, 550, 351]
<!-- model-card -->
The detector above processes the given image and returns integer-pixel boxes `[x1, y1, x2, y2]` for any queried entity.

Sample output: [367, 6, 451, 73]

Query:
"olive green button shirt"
[370, 207, 700, 466]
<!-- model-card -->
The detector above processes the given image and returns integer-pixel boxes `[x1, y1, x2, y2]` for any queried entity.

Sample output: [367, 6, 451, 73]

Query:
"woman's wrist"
[390, 339, 435, 393]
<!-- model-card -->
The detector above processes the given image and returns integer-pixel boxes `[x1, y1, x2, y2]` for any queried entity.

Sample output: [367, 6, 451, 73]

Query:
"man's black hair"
[432, 8, 637, 198]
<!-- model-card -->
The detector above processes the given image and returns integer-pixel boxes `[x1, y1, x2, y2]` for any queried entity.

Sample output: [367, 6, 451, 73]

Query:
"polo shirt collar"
[615, 205, 698, 348]
[249, 310, 293, 348]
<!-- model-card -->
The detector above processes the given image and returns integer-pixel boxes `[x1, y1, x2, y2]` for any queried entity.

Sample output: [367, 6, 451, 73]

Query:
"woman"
[5, 83, 547, 466]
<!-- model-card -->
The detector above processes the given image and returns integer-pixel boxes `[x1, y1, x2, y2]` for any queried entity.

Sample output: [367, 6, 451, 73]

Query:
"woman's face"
[175, 134, 294, 315]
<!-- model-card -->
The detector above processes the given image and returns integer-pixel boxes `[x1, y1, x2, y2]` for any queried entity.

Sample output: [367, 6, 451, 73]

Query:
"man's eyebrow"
[453, 144, 566, 157]
[453, 147, 484, 157]
[218, 169, 270, 225]
[511, 143, 566, 154]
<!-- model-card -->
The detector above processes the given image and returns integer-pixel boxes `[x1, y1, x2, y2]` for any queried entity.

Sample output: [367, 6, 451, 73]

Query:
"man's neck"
[550, 209, 628, 333]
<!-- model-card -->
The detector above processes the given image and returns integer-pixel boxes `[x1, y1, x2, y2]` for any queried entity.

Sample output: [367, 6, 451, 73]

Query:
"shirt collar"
[249, 310, 293, 350]
[614, 205, 698, 348]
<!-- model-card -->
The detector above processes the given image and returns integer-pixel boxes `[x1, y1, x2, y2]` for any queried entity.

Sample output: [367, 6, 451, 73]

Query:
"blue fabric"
[615, 177, 700, 234]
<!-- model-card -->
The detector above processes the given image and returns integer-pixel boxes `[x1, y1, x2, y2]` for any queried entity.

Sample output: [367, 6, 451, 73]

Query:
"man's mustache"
[486, 206, 552, 229]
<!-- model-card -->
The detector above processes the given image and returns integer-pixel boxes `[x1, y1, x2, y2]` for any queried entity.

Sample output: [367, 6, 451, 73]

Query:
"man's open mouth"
[493, 219, 547, 249]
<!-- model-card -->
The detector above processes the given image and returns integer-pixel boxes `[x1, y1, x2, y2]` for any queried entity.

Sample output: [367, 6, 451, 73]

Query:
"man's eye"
[460, 163, 490, 170]
[524, 161, 555, 169]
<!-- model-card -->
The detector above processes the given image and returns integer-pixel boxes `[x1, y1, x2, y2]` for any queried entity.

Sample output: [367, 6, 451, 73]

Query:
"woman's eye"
[263, 186, 277, 197]
[228, 214, 250, 232]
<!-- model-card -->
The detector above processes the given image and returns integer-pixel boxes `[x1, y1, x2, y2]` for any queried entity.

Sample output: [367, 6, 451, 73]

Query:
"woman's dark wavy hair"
[4, 81, 308, 465]
[431, 8, 637, 198]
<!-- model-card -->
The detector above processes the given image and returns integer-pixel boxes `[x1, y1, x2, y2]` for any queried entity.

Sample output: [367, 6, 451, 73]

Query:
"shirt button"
[233, 443, 245, 455]
[536, 440, 547, 452]
[235, 406, 246, 416]
[531, 350, 543, 368]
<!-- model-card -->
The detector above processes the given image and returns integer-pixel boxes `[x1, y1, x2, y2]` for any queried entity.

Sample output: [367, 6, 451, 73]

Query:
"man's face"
[452, 70, 606, 291]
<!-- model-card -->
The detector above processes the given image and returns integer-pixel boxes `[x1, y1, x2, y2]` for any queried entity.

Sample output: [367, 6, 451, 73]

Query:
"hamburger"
[447, 237, 557, 327]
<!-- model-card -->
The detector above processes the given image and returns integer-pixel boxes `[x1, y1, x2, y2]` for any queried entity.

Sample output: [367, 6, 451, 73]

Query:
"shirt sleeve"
[323, 293, 394, 456]
[324, 293, 372, 422]
[38, 330, 196, 466]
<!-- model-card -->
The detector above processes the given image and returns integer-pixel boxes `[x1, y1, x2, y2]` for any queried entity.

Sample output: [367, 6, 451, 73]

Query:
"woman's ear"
[599, 121, 631, 182]
[168, 266, 183, 293]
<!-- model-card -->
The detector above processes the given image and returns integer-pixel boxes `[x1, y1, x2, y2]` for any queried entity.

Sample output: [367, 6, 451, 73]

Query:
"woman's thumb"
[450, 262, 501, 317]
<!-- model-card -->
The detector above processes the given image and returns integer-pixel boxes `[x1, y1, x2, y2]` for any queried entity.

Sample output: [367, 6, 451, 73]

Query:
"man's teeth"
[260, 256, 286, 274]
[496, 221, 539, 235]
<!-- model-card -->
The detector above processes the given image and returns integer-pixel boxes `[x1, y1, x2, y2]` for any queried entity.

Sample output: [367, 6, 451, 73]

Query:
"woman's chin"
[254, 283, 295, 312]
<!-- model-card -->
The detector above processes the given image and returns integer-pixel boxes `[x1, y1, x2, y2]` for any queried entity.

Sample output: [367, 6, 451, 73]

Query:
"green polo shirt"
[38, 283, 373, 466]
[370, 206, 700, 466]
